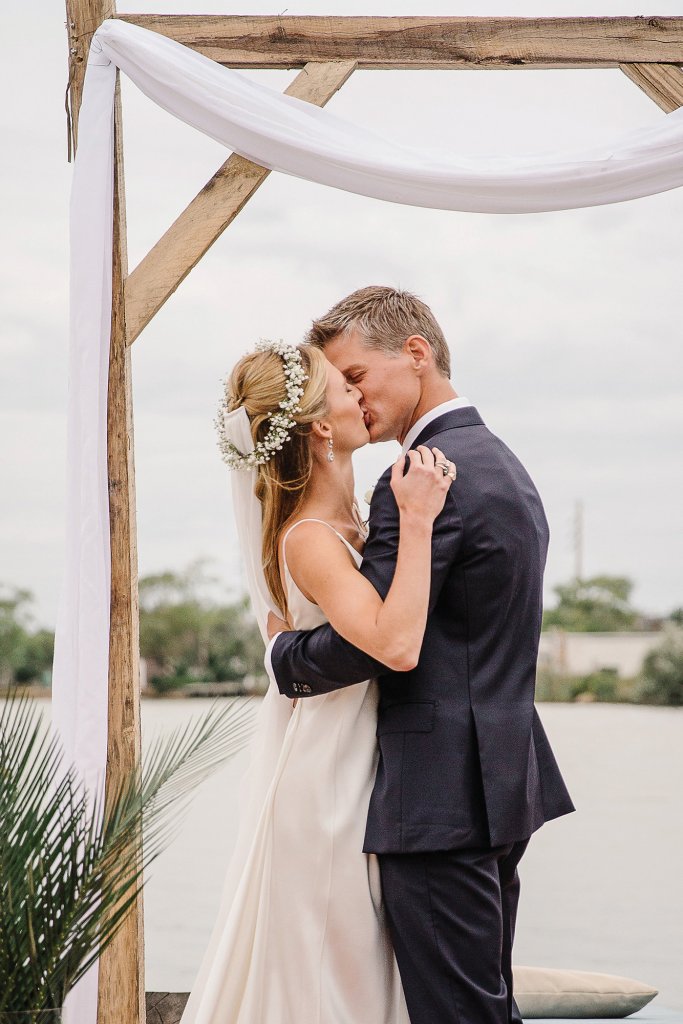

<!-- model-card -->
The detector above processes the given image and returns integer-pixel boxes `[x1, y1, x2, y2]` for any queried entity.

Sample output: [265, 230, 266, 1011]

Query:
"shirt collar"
[401, 397, 473, 454]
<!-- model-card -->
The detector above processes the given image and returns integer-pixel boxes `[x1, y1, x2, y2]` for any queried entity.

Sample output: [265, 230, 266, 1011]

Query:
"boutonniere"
[364, 484, 376, 505]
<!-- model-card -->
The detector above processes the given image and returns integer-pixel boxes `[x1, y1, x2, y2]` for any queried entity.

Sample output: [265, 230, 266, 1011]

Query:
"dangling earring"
[327, 437, 335, 463]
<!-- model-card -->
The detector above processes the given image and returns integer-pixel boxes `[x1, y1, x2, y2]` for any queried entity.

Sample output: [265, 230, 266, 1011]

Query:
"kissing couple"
[179, 285, 575, 1024]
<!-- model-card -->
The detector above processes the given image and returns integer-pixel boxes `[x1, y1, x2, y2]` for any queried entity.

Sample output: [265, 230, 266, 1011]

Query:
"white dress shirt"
[264, 396, 474, 684]
[401, 396, 472, 453]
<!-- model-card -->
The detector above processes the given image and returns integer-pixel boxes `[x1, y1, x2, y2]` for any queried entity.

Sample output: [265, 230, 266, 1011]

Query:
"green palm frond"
[0, 685, 256, 1011]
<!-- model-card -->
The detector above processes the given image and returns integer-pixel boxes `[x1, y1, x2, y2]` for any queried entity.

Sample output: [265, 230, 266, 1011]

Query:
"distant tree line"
[1, 569, 681, 705]
[137, 561, 265, 693]
[538, 574, 682, 705]
[541, 575, 665, 633]
[0, 585, 55, 687]
[0, 560, 265, 696]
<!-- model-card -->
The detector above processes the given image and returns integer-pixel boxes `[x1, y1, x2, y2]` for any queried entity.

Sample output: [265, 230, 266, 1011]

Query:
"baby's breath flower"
[213, 339, 309, 470]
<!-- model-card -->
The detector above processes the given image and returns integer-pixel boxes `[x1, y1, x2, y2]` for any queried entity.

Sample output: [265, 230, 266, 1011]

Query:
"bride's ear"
[311, 420, 332, 441]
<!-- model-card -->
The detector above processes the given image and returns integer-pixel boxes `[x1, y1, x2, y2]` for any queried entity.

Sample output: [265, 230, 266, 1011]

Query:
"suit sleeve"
[270, 467, 463, 698]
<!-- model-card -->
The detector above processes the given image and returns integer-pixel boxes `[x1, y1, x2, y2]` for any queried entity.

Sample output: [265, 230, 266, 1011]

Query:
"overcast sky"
[2, 0, 682, 630]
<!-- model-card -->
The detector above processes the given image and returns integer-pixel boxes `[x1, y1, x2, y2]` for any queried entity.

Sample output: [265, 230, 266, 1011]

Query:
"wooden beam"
[116, 15, 683, 70]
[65, 2, 145, 1022]
[619, 61, 683, 112]
[124, 59, 357, 345]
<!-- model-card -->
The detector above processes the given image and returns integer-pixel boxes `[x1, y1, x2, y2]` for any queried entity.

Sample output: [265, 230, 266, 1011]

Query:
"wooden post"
[99, 74, 146, 1024]
[65, 0, 114, 153]
[65, 2, 145, 1023]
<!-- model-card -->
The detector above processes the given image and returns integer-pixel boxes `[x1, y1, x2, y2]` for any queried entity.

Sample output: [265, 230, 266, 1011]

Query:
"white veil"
[175, 405, 299, 1022]
[220, 405, 281, 643]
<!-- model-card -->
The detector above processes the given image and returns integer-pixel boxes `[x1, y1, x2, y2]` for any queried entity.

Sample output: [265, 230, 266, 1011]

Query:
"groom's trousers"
[378, 837, 530, 1024]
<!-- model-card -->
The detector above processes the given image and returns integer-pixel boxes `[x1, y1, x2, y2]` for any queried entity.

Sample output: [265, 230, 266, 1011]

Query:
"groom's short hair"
[305, 285, 451, 378]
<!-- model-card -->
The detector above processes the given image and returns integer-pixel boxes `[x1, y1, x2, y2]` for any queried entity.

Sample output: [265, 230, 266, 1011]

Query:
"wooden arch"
[63, 5, 683, 1021]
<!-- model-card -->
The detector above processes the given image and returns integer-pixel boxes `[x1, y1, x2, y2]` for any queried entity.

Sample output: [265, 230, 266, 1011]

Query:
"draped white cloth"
[52, 17, 683, 1023]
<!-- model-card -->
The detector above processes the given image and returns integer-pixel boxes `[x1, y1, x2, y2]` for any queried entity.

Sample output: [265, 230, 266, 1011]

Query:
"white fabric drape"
[49, 45, 116, 1024]
[52, 17, 683, 1023]
[98, 20, 683, 214]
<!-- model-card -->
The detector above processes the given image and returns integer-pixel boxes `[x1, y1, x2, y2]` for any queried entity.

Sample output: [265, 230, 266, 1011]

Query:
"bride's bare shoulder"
[279, 519, 357, 583]
[277, 520, 343, 606]
[279, 518, 340, 559]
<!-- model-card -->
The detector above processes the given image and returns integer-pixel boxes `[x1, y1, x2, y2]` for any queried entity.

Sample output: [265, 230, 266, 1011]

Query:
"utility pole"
[573, 499, 584, 582]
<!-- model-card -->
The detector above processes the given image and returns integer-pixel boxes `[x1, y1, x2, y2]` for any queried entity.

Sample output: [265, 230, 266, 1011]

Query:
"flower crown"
[214, 339, 309, 470]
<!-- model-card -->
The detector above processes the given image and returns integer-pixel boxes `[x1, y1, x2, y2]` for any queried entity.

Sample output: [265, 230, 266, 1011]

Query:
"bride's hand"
[390, 445, 456, 522]
[267, 610, 290, 640]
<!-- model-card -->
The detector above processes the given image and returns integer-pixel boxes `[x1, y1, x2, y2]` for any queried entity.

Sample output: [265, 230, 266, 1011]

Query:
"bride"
[179, 338, 456, 1024]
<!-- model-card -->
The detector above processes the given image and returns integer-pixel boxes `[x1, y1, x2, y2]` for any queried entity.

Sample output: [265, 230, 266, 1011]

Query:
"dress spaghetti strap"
[281, 518, 360, 564]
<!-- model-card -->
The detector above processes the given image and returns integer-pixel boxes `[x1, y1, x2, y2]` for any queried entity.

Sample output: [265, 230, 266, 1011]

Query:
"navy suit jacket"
[270, 406, 576, 854]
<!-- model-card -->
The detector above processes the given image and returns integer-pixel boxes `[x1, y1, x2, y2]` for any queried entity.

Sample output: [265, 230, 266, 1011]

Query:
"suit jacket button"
[302, 684, 312, 693]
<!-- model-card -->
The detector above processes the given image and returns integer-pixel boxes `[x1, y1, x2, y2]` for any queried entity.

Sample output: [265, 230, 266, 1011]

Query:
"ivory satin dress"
[179, 518, 410, 1024]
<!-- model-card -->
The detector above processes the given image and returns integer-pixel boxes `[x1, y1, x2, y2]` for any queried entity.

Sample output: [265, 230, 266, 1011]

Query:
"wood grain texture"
[145, 992, 190, 1024]
[620, 61, 683, 111]
[96, 73, 146, 1024]
[124, 59, 356, 345]
[116, 15, 683, 70]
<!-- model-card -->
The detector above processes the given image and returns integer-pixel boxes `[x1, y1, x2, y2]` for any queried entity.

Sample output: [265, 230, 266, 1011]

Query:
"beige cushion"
[513, 965, 658, 1019]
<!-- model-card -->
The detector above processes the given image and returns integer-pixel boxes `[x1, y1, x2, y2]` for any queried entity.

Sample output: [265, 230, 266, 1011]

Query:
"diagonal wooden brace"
[124, 59, 357, 345]
[619, 61, 683, 112]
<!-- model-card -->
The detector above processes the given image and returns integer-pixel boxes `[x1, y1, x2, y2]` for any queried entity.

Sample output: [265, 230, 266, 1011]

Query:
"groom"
[265, 285, 575, 1024]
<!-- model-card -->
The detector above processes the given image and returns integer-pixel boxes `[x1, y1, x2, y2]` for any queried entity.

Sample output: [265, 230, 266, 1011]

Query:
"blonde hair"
[227, 344, 328, 617]
[305, 285, 451, 377]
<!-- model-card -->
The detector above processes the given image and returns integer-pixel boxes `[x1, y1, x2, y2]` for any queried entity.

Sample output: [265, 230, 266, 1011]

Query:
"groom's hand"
[267, 610, 290, 641]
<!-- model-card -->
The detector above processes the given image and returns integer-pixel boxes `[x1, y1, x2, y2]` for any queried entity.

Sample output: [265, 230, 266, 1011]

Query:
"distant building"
[539, 629, 661, 678]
